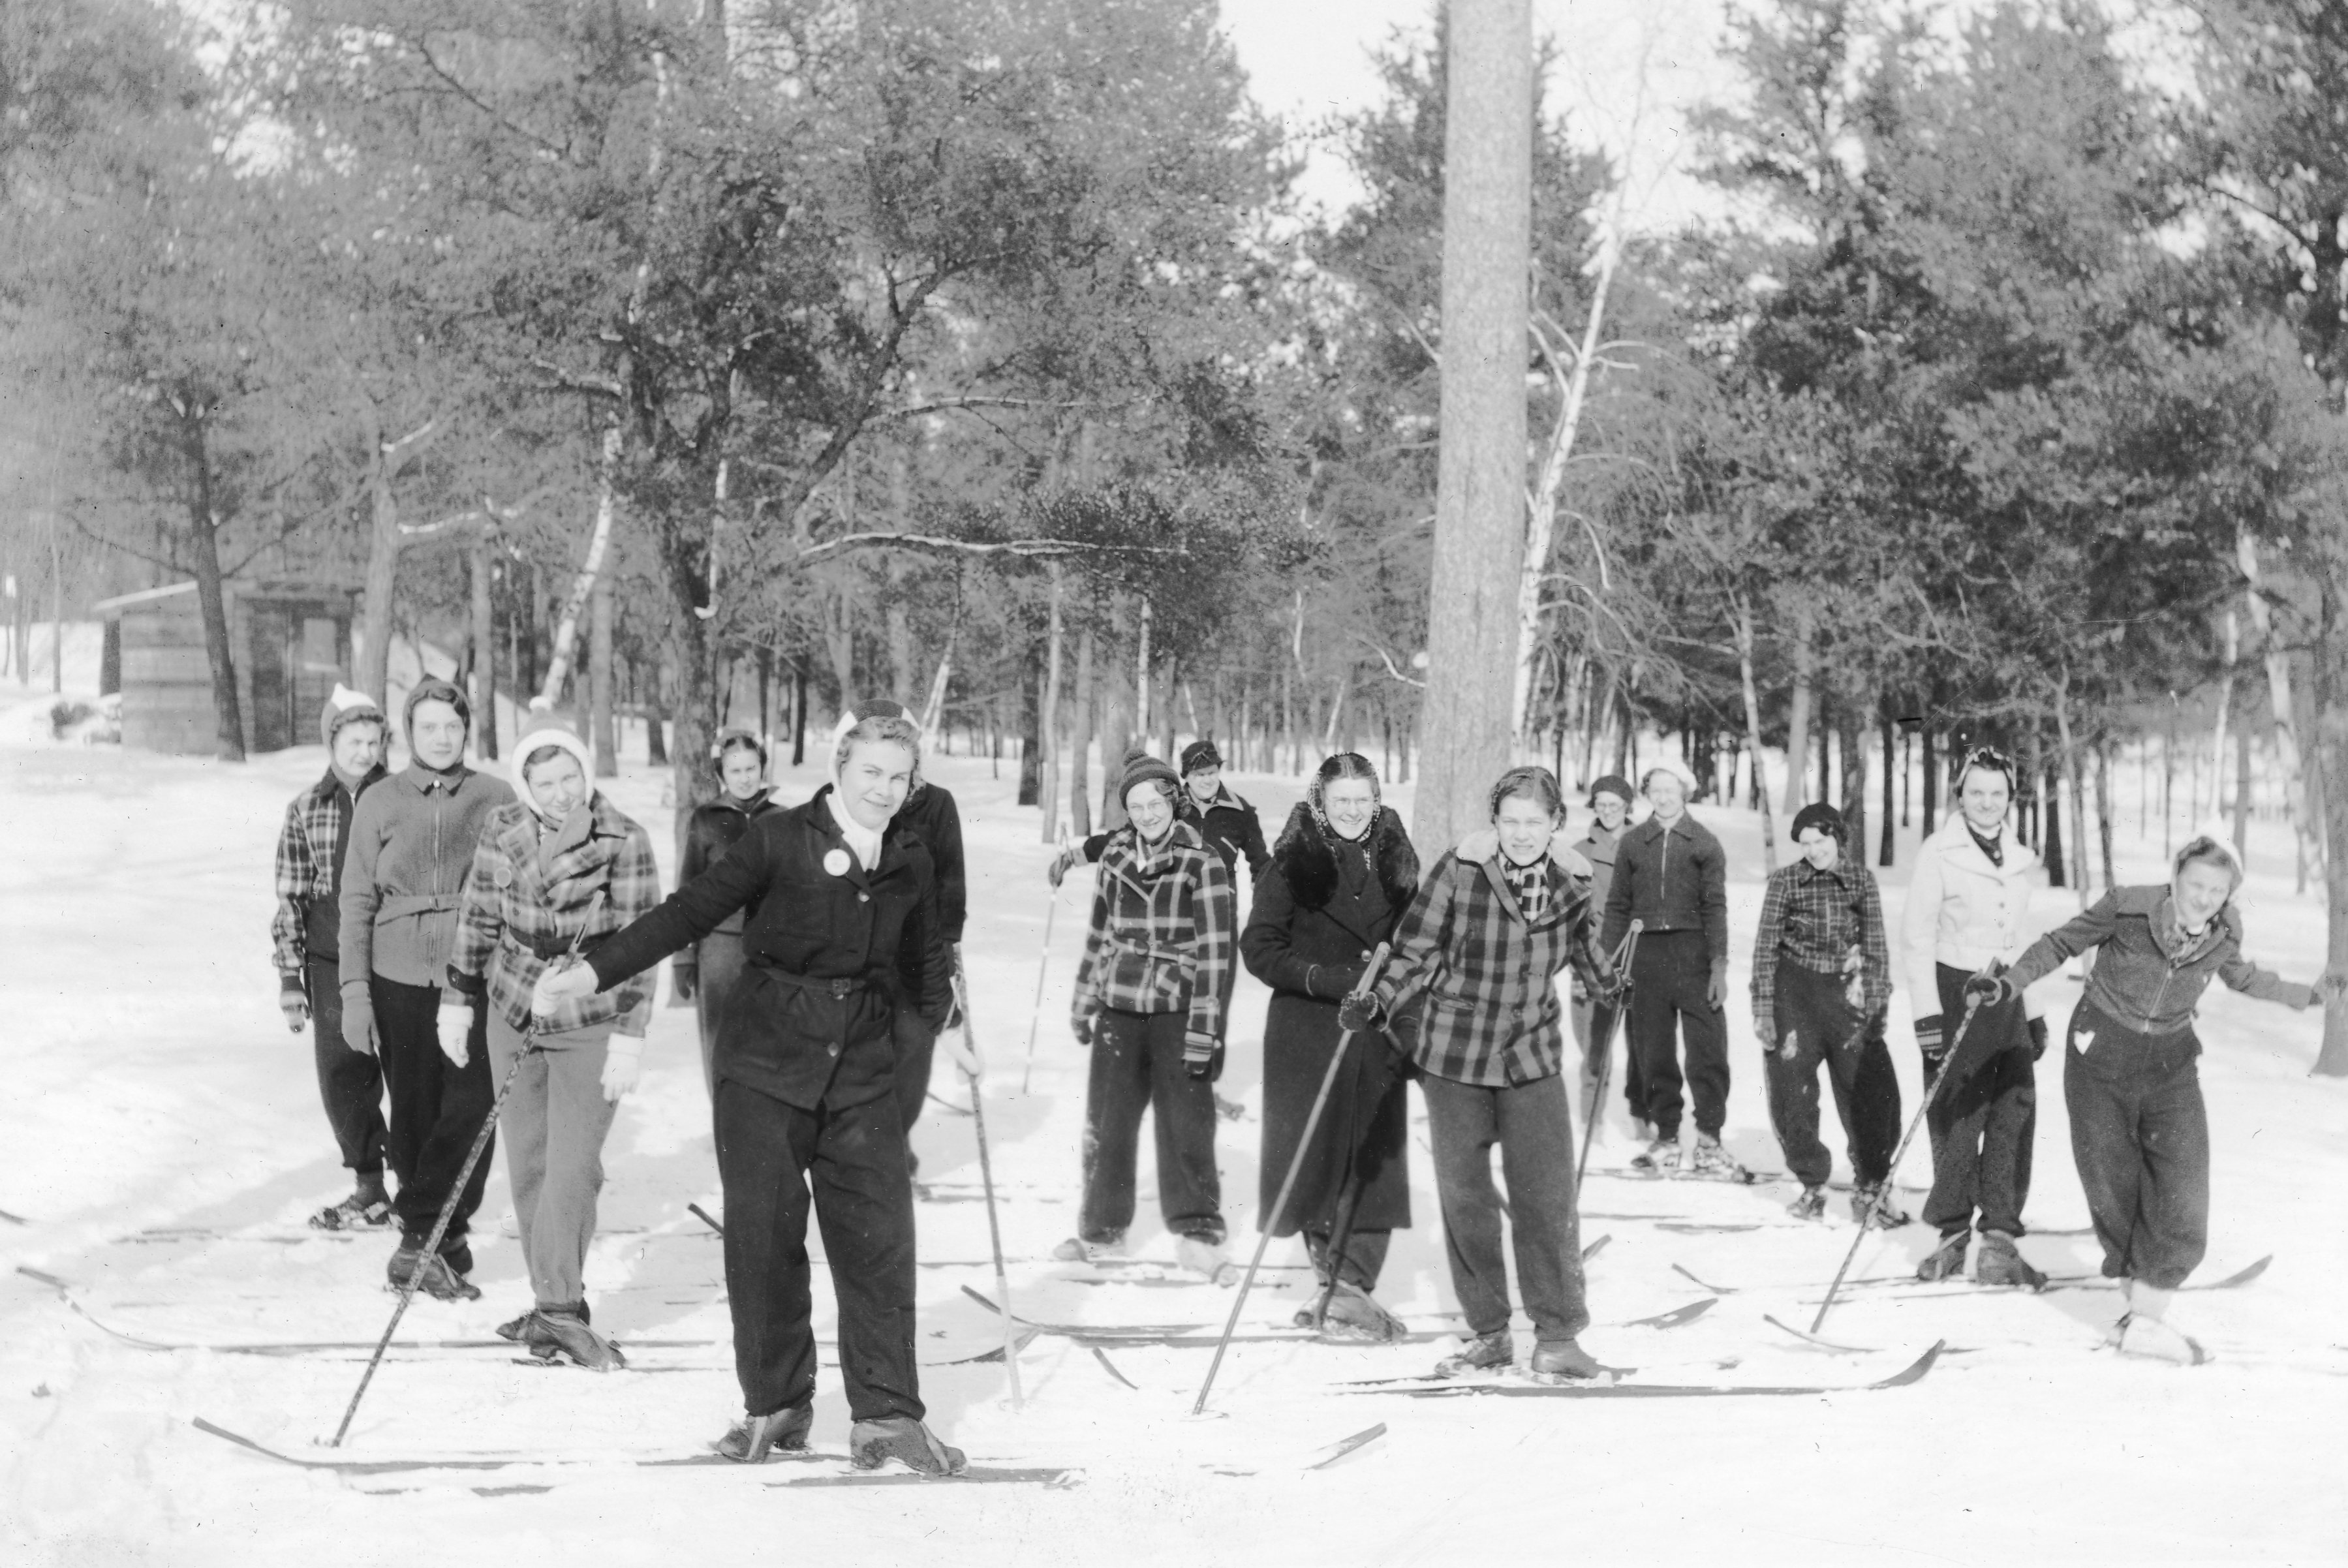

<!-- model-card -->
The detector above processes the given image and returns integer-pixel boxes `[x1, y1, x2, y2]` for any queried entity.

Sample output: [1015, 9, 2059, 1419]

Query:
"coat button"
[827, 1043, 841, 1057]
[1360, 949, 1372, 961]
[858, 893, 870, 904]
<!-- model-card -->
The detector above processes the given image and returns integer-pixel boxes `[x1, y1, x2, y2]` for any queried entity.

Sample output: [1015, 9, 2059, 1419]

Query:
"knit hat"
[1791, 802, 1846, 844]
[1181, 739, 1222, 775]
[511, 708, 595, 799]
[1120, 752, 1182, 809]
[1639, 757, 1699, 795]
[402, 676, 472, 748]
[319, 683, 386, 750]
[1586, 774, 1634, 807]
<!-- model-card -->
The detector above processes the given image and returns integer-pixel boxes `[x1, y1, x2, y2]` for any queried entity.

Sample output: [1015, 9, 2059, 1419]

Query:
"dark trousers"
[1921, 962, 2035, 1237]
[1627, 932, 1729, 1138]
[2064, 1003, 2210, 1290]
[1079, 1009, 1224, 1245]
[692, 930, 749, 1099]
[1568, 991, 1624, 1126]
[307, 959, 386, 1176]
[891, 1007, 940, 1174]
[1421, 1071, 1589, 1344]
[1763, 960, 1902, 1188]
[715, 1079, 921, 1422]
[371, 975, 495, 1264]
[1305, 1225, 1391, 1291]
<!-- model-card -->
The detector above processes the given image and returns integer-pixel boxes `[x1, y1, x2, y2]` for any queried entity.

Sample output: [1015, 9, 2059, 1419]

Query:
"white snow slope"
[3, 712, 2342, 1567]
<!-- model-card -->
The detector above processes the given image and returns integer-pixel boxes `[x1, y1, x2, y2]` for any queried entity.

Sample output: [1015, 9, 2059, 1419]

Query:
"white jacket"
[1900, 815, 2045, 1021]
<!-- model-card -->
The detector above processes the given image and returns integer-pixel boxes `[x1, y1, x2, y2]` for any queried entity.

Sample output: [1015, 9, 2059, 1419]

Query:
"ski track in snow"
[3, 703, 2344, 1565]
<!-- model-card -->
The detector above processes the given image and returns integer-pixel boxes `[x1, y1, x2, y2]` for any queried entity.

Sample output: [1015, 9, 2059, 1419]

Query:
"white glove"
[533, 958, 598, 1017]
[942, 1017, 982, 1080]
[437, 1002, 473, 1068]
[600, 1037, 643, 1103]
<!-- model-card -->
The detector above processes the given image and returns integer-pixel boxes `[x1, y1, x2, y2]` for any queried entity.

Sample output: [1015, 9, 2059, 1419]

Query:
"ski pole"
[1305, 1029, 1412, 1331]
[1194, 942, 1390, 1417]
[953, 949, 1023, 1410]
[331, 893, 603, 1447]
[1809, 991, 1985, 1334]
[1576, 921, 1643, 1191]
[1020, 838, 1071, 1093]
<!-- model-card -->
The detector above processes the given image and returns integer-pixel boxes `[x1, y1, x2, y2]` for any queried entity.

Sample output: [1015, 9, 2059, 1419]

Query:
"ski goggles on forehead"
[1954, 745, 2015, 784]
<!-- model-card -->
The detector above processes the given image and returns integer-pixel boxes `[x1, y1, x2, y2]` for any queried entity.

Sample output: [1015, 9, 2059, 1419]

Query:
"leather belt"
[760, 964, 869, 999]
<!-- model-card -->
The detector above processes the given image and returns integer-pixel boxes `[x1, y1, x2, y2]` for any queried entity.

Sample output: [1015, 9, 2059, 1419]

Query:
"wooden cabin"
[93, 579, 358, 756]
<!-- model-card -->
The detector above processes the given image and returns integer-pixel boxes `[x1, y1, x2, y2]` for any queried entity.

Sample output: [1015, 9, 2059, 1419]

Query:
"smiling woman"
[526, 701, 961, 1473]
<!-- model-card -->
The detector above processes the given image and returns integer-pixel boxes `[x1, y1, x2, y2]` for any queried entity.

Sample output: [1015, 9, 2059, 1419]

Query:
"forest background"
[5, 0, 2348, 1069]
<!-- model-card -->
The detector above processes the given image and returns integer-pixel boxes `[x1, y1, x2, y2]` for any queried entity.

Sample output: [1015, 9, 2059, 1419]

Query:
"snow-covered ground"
[3, 705, 2343, 1566]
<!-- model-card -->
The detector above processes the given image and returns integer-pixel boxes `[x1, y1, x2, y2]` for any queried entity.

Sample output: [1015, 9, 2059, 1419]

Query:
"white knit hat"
[2176, 822, 2245, 889]
[1639, 756, 1700, 795]
[511, 707, 595, 798]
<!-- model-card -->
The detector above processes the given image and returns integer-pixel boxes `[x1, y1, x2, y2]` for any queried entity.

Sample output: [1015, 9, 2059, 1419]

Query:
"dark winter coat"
[1598, 812, 1729, 963]
[1240, 804, 1419, 1236]
[585, 786, 950, 1111]
[675, 790, 785, 945]
[891, 781, 967, 944]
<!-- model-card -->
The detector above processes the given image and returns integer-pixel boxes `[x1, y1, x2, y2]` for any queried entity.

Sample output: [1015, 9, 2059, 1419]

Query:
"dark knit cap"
[1120, 752, 1182, 807]
[1181, 739, 1222, 775]
[1791, 803, 1846, 843]
[1586, 774, 1634, 806]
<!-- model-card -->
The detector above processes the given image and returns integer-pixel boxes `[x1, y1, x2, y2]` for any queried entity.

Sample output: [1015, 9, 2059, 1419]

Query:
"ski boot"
[1915, 1229, 1969, 1282]
[497, 1299, 589, 1342]
[1688, 1133, 1745, 1181]
[1051, 1232, 1125, 1263]
[1975, 1230, 2046, 1290]
[1306, 1281, 1408, 1344]
[1432, 1330, 1513, 1379]
[1786, 1185, 1827, 1222]
[1527, 1337, 1603, 1384]
[1851, 1182, 1909, 1229]
[525, 1304, 626, 1372]
[387, 1244, 481, 1302]
[1177, 1233, 1237, 1285]
[849, 1416, 968, 1476]
[1630, 1135, 1681, 1175]
[309, 1176, 393, 1231]
[2112, 1283, 2206, 1364]
[716, 1403, 813, 1462]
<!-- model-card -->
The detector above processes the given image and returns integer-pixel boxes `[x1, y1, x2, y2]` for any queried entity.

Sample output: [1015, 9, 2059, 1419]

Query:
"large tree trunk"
[1040, 561, 1065, 840]
[1732, 598, 1777, 870]
[176, 407, 245, 762]
[355, 442, 400, 705]
[1839, 709, 1868, 873]
[1415, 0, 1532, 854]
[1070, 624, 1095, 838]
[1017, 644, 1043, 807]
[2313, 587, 2348, 1075]
[1879, 711, 1897, 867]
[1782, 609, 1815, 814]
[589, 562, 616, 775]
[541, 425, 623, 708]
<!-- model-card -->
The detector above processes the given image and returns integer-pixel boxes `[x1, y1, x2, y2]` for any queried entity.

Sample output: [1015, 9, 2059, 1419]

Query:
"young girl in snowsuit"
[1974, 833, 2341, 1360]
[1239, 752, 1419, 1340]
[443, 712, 661, 1371]
[1059, 752, 1236, 1279]
[672, 728, 781, 1097]
[535, 709, 958, 1473]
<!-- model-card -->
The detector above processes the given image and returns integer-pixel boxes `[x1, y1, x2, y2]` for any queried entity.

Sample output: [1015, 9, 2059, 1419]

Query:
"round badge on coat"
[493, 865, 514, 889]
[823, 848, 852, 877]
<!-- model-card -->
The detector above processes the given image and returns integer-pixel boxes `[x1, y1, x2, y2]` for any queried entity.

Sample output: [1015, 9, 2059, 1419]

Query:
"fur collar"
[1272, 801, 1419, 911]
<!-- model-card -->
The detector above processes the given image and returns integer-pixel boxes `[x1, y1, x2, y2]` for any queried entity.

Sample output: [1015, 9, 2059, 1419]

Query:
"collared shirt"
[1750, 855, 1891, 1040]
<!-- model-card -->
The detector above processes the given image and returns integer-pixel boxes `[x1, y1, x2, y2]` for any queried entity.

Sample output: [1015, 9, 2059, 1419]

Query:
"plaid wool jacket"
[1374, 848, 1621, 1088]
[270, 766, 385, 982]
[447, 794, 661, 1036]
[1750, 858, 1893, 1045]
[1073, 818, 1235, 1039]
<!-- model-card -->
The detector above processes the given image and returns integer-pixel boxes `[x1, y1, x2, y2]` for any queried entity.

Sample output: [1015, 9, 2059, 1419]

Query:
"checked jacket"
[1749, 858, 1892, 1046]
[448, 793, 662, 1036]
[1073, 818, 1235, 1040]
[1373, 848, 1621, 1088]
[270, 765, 386, 983]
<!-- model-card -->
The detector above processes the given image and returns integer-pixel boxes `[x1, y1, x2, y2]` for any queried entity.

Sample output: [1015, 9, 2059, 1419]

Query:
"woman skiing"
[672, 728, 782, 1096]
[442, 711, 661, 1371]
[1058, 752, 1236, 1279]
[1970, 832, 2342, 1360]
[1346, 765, 1620, 1382]
[1239, 752, 1419, 1340]
[534, 708, 959, 1473]
[1899, 746, 2048, 1287]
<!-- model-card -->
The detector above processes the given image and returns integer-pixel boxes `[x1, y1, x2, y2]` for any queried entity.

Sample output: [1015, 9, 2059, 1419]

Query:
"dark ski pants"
[1921, 963, 2035, 1238]
[1763, 960, 1902, 1189]
[1305, 1226, 1391, 1291]
[891, 1007, 940, 1176]
[2064, 1003, 2210, 1291]
[372, 975, 494, 1265]
[307, 959, 386, 1177]
[1568, 989, 1626, 1128]
[715, 1078, 922, 1423]
[692, 930, 749, 1101]
[1421, 1071, 1590, 1345]
[1627, 932, 1729, 1139]
[1079, 1008, 1224, 1246]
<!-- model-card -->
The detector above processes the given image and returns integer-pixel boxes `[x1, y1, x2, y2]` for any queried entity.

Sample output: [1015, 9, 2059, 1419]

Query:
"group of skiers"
[273, 696, 2341, 1472]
